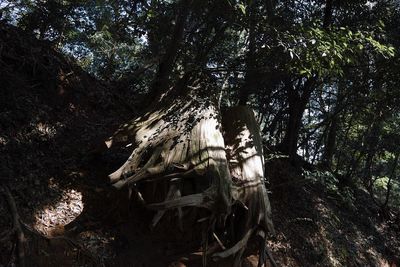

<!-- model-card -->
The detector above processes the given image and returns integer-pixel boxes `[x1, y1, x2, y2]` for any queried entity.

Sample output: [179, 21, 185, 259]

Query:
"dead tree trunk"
[106, 75, 274, 266]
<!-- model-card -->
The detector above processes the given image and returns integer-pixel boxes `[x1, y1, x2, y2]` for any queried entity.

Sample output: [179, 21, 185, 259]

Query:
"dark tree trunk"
[281, 78, 315, 160]
[239, 0, 257, 105]
[383, 153, 399, 208]
[323, 115, 338, 169]
[323, 0, 334, 29]
[363, 118, 383, 189]
[148, 0, 192, 103]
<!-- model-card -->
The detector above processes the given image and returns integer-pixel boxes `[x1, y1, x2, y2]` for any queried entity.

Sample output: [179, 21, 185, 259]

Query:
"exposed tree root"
[1, 186, 26, 267]
[20, 222, 102, 266]
[257, 230, 278, 267]
[1, 186, 101, 267]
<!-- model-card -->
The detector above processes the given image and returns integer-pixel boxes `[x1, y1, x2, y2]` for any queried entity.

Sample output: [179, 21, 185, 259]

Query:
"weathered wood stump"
[106, 77, 274, 266]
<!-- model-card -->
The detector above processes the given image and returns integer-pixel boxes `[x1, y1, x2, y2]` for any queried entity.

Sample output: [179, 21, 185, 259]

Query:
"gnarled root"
[1, 186, 26, 267]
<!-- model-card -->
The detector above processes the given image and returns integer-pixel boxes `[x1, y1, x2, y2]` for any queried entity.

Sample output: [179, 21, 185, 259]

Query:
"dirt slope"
[266, 158, 400, 267]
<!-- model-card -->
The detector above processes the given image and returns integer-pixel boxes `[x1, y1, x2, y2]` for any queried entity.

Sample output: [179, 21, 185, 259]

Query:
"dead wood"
[105, 77, 274, 265]
[222, 106, 274, 236]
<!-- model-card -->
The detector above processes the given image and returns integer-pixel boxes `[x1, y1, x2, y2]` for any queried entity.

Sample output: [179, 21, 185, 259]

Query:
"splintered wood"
[106, 83, 274, 265]
[222, 106, 275, 235]
[220, 106, 275, 266]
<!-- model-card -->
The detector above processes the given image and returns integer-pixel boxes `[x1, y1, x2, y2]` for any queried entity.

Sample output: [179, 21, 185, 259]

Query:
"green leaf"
[238, 4, 246, 15]
[299, 69, 308, 75]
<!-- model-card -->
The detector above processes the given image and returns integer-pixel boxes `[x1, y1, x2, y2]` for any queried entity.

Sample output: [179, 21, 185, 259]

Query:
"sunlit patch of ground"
[0, 136, 7, 145]
[34, 186, 83, 235]
[28, 182, 116, 265]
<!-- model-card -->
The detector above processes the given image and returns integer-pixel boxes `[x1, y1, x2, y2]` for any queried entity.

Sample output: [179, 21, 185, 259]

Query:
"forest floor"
[1, 22, 400, 267]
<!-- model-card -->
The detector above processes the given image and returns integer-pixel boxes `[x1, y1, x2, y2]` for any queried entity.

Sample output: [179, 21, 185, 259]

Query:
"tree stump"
[106, 76, 274, 266]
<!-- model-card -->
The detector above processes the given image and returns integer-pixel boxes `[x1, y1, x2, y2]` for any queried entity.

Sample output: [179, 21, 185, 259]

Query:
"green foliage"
[279, 23, 395, 78]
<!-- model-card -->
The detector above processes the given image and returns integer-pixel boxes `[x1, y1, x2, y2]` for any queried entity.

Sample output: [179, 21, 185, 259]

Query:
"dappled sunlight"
[0, 136, 7, 145]
[35, 122, 61, 138]
[34, 185, 83, 235]
[317, 224, 340, 267]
